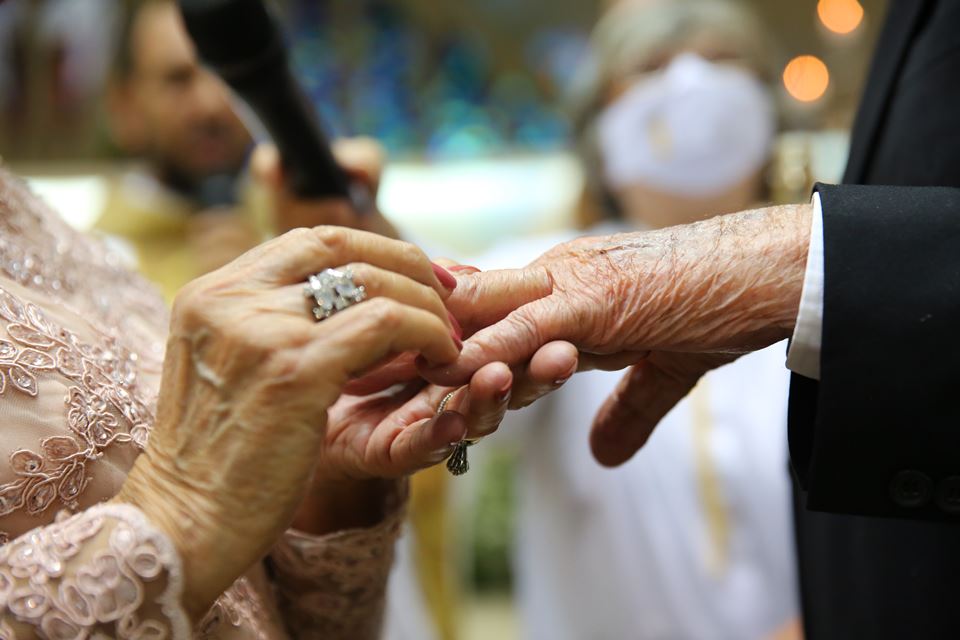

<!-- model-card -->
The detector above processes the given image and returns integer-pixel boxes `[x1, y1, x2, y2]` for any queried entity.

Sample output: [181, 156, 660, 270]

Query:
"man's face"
[119, 2, 251, 180]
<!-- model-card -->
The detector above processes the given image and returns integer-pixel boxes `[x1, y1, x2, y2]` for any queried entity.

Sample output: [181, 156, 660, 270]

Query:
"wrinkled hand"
[252, 138, 399, 238]
[292, 361, 514, 534]
[422, 204, 811, 466]
[344, 262, 581, 408]
[116, 226, 460, 620]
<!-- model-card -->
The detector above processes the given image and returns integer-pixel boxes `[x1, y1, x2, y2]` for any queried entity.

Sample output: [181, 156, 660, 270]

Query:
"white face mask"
[597, 53, 775, 197]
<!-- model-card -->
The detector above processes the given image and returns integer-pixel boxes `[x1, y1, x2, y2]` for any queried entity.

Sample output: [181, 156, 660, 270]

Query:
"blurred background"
[1, 0, 879, 252]
[0, 1, 883, 638]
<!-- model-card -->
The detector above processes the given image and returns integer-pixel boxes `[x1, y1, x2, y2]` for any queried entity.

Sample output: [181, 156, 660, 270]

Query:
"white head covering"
[596, 54, 775, 196]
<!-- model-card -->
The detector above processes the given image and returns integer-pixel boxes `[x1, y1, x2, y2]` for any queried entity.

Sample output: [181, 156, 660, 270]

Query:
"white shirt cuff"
[786, 192, 824, 380]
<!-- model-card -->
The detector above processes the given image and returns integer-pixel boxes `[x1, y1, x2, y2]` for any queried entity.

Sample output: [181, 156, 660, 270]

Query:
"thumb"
[590, 352, 730, 467]
[445, 266, 553, 334]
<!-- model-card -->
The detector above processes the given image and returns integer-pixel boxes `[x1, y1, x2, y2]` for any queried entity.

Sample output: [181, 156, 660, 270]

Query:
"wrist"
[753, 202, 812, 338]
[705, 202, 811, 346]
[114, 453, 237, 622]
[291, 474, 401, 536]
[719, 204, 813, 346]
[662, 202, 811, 351]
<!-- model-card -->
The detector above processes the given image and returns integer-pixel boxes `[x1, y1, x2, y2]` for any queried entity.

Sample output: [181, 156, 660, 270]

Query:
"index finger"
[419, 296, 568, 386]
[445, 267, 552, 335]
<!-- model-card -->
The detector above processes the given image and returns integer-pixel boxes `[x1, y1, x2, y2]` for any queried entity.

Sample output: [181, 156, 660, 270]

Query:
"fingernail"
[449, 264, 479, 273]
[554, 363, 576, 387]
[453, 335, 463, 351]
[432, 263, 458, 291]
[447, 311, 463, 339]
[496, 384, 512, 403]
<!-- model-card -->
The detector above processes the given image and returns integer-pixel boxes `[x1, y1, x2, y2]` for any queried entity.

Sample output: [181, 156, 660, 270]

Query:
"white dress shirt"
[786, 194, 825, 380]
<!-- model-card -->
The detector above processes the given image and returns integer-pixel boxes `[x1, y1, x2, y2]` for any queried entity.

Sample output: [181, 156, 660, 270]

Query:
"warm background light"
[783, 55, 830, 102]
[817, 0, 864, 35]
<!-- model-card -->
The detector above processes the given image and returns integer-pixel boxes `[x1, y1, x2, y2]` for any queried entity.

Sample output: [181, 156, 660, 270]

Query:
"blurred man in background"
[98, 0, 398, 301]
[99, 0, 258, 300]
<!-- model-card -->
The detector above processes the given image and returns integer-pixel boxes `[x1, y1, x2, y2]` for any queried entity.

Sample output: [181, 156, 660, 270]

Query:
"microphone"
[178, 0, 356, 202]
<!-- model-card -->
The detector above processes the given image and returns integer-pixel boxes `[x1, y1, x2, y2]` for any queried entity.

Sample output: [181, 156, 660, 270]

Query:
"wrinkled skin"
[422, 203, 812, 467]
[115, 226, 493, 621]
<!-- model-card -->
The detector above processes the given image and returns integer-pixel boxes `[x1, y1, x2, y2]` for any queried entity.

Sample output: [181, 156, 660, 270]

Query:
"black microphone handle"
[232, 66, 351, 200]
[178, 0, 351, 200]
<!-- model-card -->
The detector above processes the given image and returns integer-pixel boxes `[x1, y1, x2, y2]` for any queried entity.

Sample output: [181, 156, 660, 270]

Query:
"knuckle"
[311, 226, 348, 254]
[399, 241, 428, 268]
[281, 225, 315, 247]
[264, 348, 306, 383]
[171, 279, 213, 329]
[365, 297, 404, 329]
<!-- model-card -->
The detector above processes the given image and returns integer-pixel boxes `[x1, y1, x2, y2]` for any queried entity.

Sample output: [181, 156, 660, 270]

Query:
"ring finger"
[274, 265, 456, 334]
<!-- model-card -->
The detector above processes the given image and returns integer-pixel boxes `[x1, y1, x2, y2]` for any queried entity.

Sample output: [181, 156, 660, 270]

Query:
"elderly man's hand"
[422, 204, 812, 465]
[252, 138, 399, 238]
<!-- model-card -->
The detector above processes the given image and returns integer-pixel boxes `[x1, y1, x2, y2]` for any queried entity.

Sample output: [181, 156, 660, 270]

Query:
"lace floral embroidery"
[0, 167, 408, 639]
[0, 504, 189, 638]
[199, 578, 269, 640]
[0, 285, 155, 519]
[0, 171, 169, 357]
[267, 481, 408, 639]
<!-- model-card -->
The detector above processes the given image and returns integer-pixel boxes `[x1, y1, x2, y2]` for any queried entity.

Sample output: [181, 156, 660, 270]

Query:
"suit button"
[889, 470, 933, 508]
[936, 476, 960, 514]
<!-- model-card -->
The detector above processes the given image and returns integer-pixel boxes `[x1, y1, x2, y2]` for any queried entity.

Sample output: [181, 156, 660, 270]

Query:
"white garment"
[786, 194, 825, 380]
[383, 525, 438, 640]
[596, 54, 775, 198]
[476, 230, 799, 640]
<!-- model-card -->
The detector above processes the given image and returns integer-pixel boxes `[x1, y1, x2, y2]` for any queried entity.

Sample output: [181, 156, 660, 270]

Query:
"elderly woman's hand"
[291, 360, 515, 535]
[114, 227, 461, 620]
[421, 204, 811, 465]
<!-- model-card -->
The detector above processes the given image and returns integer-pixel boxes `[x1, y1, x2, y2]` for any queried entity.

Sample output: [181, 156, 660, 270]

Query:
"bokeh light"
[817, 0, 864, 35]
[783, 55, 830, 102]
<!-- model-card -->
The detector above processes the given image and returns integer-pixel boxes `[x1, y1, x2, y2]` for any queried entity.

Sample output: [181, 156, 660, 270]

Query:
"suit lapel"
[844, 0, 930, 183]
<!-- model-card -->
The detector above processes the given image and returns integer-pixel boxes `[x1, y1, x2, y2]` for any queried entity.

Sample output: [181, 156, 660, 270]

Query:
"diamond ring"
[304, 268, 366, 321]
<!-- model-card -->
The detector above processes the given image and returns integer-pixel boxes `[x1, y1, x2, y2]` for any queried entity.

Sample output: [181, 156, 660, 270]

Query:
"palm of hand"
[319, 382, 458, 481]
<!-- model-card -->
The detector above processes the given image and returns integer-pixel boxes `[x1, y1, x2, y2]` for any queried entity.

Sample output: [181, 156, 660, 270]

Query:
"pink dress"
[0, 170, 403, 639]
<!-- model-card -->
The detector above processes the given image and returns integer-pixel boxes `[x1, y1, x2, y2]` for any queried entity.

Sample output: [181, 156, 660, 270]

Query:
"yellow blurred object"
[783, 55, 830, 103]
[95, 171, 261, 302]
[690, 379, 730, 576]
[410, 464, 459, 640]
[817, 0, 864, 35]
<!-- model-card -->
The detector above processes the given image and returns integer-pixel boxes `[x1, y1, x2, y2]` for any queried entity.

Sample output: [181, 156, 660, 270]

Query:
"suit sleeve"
[789, 182, 960, 521]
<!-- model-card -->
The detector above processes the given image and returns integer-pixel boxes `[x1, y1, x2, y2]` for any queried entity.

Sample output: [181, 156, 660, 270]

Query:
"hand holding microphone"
[178, 0, 367, 209]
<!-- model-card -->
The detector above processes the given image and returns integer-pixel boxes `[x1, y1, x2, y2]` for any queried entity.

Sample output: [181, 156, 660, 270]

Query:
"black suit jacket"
[789, 1, 960, 637]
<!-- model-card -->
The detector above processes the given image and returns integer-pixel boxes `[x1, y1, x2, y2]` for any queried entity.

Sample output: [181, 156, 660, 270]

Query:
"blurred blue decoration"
[286, 0, 582, 158]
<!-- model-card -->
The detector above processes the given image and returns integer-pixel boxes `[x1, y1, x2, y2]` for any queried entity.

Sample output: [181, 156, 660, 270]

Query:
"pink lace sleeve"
[267, 482, 408, 640]
[0, 503, 190, 638]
